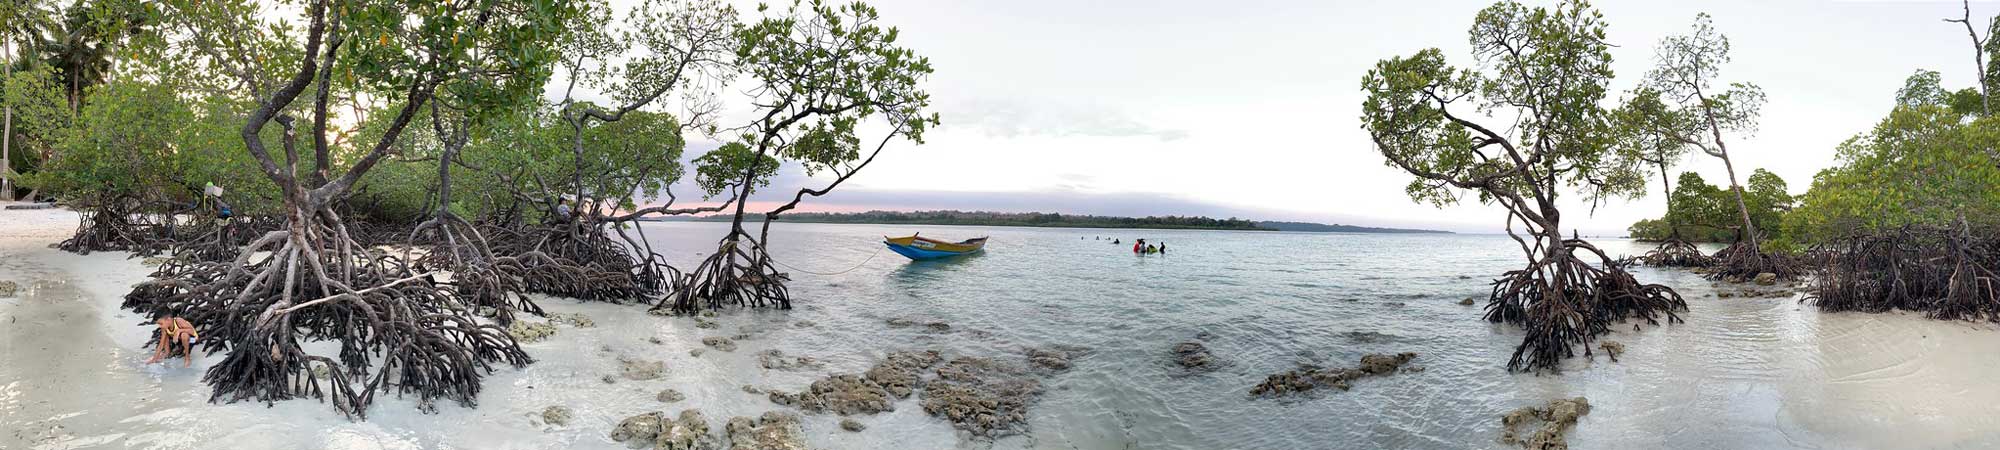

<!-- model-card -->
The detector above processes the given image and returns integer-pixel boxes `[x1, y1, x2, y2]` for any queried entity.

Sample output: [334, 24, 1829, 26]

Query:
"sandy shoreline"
[5, 204, 2000, 449]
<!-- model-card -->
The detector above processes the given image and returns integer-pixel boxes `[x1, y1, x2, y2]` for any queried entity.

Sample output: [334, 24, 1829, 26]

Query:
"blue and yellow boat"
[884, 234, 987, 261]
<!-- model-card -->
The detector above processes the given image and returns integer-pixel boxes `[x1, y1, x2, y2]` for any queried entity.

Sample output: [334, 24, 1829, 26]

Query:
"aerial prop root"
[121, 209, 531, 418]
[1486, 239, 1686, 373]
[656, 234, 791, 315]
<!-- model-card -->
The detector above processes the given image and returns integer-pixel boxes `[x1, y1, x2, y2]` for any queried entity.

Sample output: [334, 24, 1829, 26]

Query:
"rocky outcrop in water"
[866, 350, 943, 398]
[1172, 342, 1216, 371]
[1249, 352, 1418, 397]
[776, 374, 894, 415]
[1500, 397, 1591, 449]
[611, 409, 719, 450]
[724, 412, 807, 450]
[839, 418, 865, 432]
[657, 389, 686, 403]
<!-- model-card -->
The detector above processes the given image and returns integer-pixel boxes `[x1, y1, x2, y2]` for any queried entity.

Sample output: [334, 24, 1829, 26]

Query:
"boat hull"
[884, 235, 986, 260]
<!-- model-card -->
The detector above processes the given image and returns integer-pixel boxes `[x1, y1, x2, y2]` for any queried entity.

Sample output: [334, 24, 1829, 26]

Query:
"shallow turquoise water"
[621, 221, 2000, 450]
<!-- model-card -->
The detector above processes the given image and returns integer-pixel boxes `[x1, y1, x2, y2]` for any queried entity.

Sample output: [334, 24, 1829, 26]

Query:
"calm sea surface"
[626, 221, 2000, 450]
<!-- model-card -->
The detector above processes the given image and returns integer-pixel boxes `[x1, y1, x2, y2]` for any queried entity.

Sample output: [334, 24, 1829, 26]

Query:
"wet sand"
[4, 205, 2000, 449]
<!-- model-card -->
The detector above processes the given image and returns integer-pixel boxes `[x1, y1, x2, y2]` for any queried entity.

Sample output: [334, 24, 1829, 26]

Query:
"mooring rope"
[769, 244, 888, 276]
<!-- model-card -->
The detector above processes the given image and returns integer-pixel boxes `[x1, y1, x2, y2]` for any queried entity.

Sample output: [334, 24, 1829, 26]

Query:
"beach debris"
[701, 336, 738, 352]
[1500, 397, 1591, 449]
[550, 312, 596, 328]
[0, 280, 17, 297]
[541, 406, 573, 426]
[725, 411, 807, 450]
[507, 321, 558, 343]
[839, 418, 866, 432]
[1172, 341, 1216, 371]
[1250, 352, 1418, 398]
[620, 356, 667, 381]
[1598, 341, 1625, 362]
[657, 389, 687, 403]
[757, 349, 821, 371]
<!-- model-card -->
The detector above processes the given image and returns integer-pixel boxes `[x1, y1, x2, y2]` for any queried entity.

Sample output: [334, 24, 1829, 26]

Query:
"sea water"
[4, 220, 1998, 449]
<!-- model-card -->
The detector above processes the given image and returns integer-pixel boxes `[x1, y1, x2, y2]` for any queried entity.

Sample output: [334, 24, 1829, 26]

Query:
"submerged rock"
[1250, 352, 1419, 398]
[1172, 342, 1216, 371]
[724, 412, 806, 450]
[701, 336, 738, 352]
[1025, 345, 1086, 371]
[919, 356, 1044, 438]
[541, 405, 573, 426]
[690, 349, 706, 357]
[610, 412, 666, 445]
[550, 312, 596, 328]
[885, 317, 918, 327]
[757, 349, 821, 371]
[657, 389, 687, 403]
[794, 320, 816, 328]
[0, 281, 18, 298]
[839, 418, 866, 432]
[1754, 272, 1778, 285]
[695, 318, 720, 329]
[1500, 397, 1591, 449]
[1459, 296, 1478, 306]
[925, 322, 952, 333]
[507, 321, 558, 343]
[621, 357, 668, 381]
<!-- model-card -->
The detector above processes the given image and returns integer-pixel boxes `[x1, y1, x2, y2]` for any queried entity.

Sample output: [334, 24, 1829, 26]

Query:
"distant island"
[660, 210, 1449, 233]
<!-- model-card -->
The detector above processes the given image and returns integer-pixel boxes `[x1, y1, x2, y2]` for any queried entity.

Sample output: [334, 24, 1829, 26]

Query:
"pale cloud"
[944, 98, 1189, 142]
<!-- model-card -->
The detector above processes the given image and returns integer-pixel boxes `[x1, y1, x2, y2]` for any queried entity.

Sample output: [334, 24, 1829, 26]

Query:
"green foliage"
[1629, 170, 1792, 243]
[728, 0, 938, 191]
[1362, 0, 1641, 212]
[1786, 105, 2000, 242]
[693, 142, 776, 198]
[3, 65, 69, 174]
[25, 79, 188, 200]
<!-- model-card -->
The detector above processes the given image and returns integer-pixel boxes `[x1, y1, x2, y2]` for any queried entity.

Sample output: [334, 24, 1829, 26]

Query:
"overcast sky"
[602, 0, 1993, 234]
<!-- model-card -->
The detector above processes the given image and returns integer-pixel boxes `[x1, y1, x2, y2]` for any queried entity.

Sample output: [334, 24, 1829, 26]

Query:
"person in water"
[1145, 244, 1158, 253]
[148, 316, 200, 368]
[1158, 242, 1166, 253]
[1132, 239, 1146, 253]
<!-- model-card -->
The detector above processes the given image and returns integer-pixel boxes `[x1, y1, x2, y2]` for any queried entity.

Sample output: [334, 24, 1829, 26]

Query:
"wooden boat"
[884, 234, 987, 260]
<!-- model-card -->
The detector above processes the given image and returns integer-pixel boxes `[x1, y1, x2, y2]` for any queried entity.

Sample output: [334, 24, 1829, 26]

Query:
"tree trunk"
[3, 39, 14, 201]
[1718, 153, 1757, 247]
